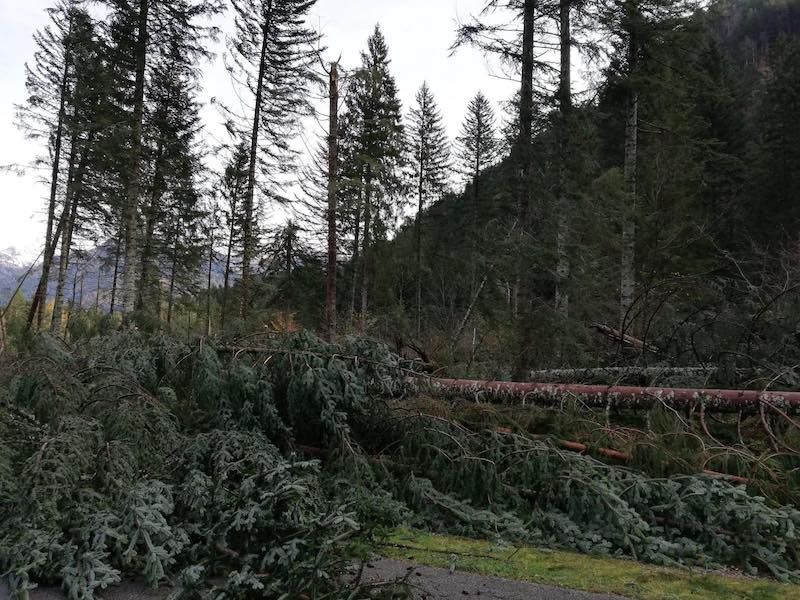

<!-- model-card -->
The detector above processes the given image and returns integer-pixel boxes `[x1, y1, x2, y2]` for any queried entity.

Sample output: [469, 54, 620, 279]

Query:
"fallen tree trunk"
[527, 366, 725, 382]
[426, 378, 800, 414]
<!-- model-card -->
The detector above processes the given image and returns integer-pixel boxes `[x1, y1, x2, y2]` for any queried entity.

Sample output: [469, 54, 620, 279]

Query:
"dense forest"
[0, 0, 798, 379]
[3, 0, 800, 598]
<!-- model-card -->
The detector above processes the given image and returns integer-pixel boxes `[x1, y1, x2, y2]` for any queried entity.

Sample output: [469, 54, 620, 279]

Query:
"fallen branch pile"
[3, 332, 800, 598]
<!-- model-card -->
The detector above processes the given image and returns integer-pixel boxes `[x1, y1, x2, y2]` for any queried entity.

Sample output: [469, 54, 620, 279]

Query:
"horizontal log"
[426, 378, 800, 414]
[528, 366, 725, 382]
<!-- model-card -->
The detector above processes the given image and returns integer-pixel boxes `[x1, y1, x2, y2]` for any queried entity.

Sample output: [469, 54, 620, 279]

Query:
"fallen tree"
[4, 332, 800, 596]
[427, 378, 800, 413]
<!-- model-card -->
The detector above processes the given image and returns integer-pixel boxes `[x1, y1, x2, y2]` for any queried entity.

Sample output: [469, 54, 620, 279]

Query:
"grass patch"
[377, 529, 800, 600]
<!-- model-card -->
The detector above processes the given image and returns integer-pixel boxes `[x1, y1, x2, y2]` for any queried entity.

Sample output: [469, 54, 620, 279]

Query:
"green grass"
[377, 529, 800, 600]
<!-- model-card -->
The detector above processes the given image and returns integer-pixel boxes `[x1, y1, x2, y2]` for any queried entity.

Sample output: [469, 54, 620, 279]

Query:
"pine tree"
[225, 0, 321, 319]
[408, 82, 450, 335]
[456, 92, 498, 211]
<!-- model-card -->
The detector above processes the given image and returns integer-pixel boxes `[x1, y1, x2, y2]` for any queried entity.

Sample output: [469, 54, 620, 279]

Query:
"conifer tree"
[45, 9, 104, 335]
[136, 38, 206, 321]
[598, 0, 696, 331]
[225, 0, 321, 319]
[17, 0, 88, 329]
[555, 0, 573, 317]
[99, 0, 219, 317]
[408, 82, 450, 335]
[756, 39, 800, 234]
[456, 92, 499, 209]
[340, 25, 405, 321]
[218, 142, 249, 329]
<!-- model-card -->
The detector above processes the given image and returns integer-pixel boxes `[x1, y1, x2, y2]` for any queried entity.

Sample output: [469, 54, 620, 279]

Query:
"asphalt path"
[2, 560, 629, 600]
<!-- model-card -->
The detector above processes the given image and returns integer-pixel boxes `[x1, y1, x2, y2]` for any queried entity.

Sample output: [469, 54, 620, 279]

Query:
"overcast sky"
[0, 0, 517, 259]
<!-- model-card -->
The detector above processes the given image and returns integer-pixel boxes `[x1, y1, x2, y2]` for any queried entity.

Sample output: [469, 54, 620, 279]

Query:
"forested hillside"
[2, 0, 800, 381]
[3, 0, 800, 597]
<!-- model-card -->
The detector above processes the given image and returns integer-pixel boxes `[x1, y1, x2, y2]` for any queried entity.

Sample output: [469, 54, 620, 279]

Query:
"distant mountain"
[0, 243, 231, 308]
[0, 248, 40, 306]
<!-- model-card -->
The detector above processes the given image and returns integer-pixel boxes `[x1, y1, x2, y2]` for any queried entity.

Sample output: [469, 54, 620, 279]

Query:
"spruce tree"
[456, 92, 498, 210]
[340, 25, 405, 321]
[408, 82, 450, 335]
[44, 9, 104, 336]
[16, 0, 89, 329]
[225, 0, 321, 319]
[136, 38, 206, 322]
[99, 0, 219, 317]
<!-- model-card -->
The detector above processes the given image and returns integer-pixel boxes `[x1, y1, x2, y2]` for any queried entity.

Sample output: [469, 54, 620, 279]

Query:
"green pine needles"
[1, 332, 800, 599]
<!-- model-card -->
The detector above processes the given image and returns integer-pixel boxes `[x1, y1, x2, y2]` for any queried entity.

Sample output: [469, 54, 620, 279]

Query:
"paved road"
[363, 559, 628, 600]
[2, 561, 628, 600]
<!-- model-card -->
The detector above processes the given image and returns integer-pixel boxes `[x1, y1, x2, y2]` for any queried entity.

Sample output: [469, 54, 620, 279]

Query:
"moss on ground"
[378, 529, 800, 600]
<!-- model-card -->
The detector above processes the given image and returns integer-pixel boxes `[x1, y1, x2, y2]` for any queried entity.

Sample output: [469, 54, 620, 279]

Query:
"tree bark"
[415, 131, 426, 338]
[359, 168, 372, 323]
[325, 62, 339, 341]
[136, 136, 164, 314]
[121, 0, 150, 315]
[206, 220, 215, 337]
[512, 0, 536, 380]
[110, 232, 121, 315]
[241, 0, 274, 319]
[221, 193, 238, 330]
[50, 137, 81, 335]
[555, 0, 572, 317]
[427, 378, 800, 414]
[167, 227, 179, 327]
[620, 11, 639, 332]
[348, 186, 362, 327]
[95, 267, 101, 311]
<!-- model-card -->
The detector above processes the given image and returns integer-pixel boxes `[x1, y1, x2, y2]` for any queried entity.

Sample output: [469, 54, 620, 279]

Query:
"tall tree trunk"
[51, 129, 93, 333]
[65, 267, 79, 334]
[359, 169, 372, 323]
[221, 195, 238, 330]
[29, 29, 73, 330]
[50, 138, 80, 335]
[241, 0, 274, 319]
[110, 232, 122, 315]
[206, 222, 214, 336]
[95, 268, 101, 311]
[555, 0, 572, 317]
[348, 187, 362, 326]
[50, 195, 78, 335]
[136, 137, 164, 314]
[415, 142, 425, 338]
[121, 0, 150, 315]
[78, 270, 84, 308]
[325, 62, 339, 341]
[620, 17, 638, 332]
[512, 0, 536, 380]
[167, 229, 179, 327]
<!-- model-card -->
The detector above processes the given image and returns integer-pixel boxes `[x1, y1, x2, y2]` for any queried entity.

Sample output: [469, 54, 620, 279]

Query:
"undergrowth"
[1, 331, 800, 599]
